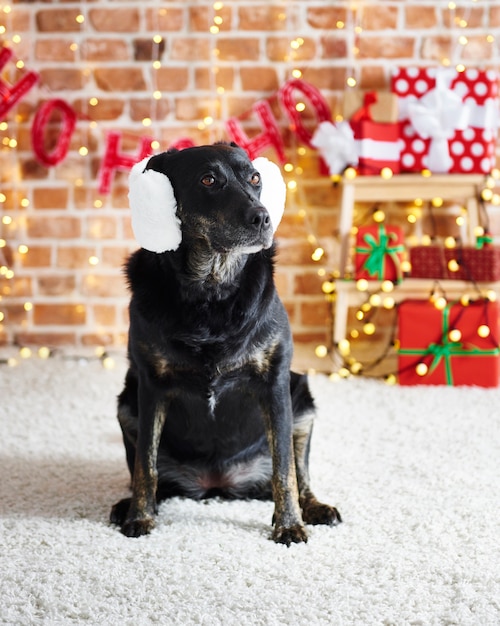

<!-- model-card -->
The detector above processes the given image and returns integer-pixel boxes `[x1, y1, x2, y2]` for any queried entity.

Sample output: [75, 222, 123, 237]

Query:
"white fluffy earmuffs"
[128, 154, 286, 253]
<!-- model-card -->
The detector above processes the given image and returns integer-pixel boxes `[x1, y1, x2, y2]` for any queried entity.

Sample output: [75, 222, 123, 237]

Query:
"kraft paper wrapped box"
[391, 67, 498, 174]
[398, 299, 500, 387]
[343, 90, 398, 124]
[409, 244, 500, 282]
[355, 224, 406, 282]
[347, 92, 402, 175]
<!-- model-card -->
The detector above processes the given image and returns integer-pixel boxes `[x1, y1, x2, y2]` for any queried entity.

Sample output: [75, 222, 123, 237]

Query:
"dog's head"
[128, 143, 286, 254]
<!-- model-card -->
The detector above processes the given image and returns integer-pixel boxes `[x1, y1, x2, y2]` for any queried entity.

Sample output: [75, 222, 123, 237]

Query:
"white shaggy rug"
[1, 354, 499, 626]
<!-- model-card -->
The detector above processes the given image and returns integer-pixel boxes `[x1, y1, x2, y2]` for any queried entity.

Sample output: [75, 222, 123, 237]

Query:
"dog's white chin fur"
[237, 244, 266, 255]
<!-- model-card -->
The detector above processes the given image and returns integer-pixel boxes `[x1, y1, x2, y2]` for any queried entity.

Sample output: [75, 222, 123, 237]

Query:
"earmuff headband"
[128, 153, 286, 253]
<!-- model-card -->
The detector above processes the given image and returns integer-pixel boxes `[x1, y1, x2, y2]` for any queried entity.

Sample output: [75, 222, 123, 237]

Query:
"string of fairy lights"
[0, 0, 499, 372]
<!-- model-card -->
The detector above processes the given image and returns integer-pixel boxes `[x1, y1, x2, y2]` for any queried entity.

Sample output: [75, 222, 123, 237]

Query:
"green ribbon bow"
[399, 302, 500, 385]
[475, 234, 494, 249]
[356, 224, 405, 281]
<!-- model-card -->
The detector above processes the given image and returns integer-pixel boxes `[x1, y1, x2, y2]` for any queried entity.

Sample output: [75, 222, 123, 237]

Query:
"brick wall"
[0, 1, 499, 353]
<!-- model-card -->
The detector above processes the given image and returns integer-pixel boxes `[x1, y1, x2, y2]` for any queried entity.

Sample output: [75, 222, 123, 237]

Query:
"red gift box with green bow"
[355, 224, 405, 282]
[398, 299, 500, 387]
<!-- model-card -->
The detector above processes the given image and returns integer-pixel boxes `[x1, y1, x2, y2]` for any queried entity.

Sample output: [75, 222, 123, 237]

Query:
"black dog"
[110, 143, 341, 544]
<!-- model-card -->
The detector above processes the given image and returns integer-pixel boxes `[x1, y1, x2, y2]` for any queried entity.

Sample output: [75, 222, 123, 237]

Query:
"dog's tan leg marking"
[121, 400, 167, 538]
[293, 414, 342, 527]
[265, 395, 308, 546]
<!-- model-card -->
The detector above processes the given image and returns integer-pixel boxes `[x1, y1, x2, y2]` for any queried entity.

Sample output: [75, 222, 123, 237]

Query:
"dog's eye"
[250, 173, 261, 186]
[201, 175, 216, 187]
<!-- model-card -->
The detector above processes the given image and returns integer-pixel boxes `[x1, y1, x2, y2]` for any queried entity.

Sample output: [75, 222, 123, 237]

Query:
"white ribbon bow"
[311, 121, 359, 175]
[406, 72, 470, 173]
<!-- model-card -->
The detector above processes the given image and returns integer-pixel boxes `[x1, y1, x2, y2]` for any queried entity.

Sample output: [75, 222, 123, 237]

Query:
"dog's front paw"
[110, 498, 156, 537]
[272, 524, 308, 546]
[302, 499, 342, 526]
[120, 515, 156, 538]
[110, 498, 131, 526]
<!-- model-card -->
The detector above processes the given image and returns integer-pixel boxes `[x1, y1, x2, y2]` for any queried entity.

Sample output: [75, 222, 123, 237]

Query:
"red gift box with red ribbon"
[355, 224, 406, 281]
[349, 93, 402, 175]
[391, 67, 498, 174]
[398, 299, 500, 387]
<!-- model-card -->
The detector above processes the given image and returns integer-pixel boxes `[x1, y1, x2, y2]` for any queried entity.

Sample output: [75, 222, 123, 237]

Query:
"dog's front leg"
[266, 393, 308, 546]
[121, 380, 167, 538]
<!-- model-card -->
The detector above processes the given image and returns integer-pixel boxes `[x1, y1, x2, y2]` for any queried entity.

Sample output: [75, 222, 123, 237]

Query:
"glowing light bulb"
[434, 296, 447, 310]
[102, 356, 115, 370]
[38, 346, 51, 359]
[485, 290, 497, 302]
[338, 339, 350, 356]
[363, 322, 376, 335]
[311, 247, 324, 262]
[416, 363, 428, 376]
[477, 325, 490, 338]
[315, 345, 328, 358]
[350, 362, 362, 374]
[481, 188, 493, 202]
[448, 329, 462, 343]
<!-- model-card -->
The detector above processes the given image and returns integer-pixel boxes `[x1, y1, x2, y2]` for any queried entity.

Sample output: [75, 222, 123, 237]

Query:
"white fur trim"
[128, 156, 182, 253]
[251, 157, 286, 233]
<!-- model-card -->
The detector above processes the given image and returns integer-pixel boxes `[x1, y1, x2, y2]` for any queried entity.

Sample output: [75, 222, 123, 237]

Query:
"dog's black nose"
[251, 208, 271, 230]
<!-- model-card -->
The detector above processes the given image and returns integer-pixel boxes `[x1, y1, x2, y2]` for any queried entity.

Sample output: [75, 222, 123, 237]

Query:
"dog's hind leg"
[291, 372, 342, 527]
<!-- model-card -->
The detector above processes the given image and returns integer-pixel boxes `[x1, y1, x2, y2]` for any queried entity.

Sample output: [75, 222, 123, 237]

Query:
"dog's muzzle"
[247, 206, 273, 248]
[250, 207, 272, 232]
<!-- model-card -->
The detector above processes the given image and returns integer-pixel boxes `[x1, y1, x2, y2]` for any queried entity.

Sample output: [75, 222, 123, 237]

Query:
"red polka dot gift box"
[391, 67, 498, 174]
